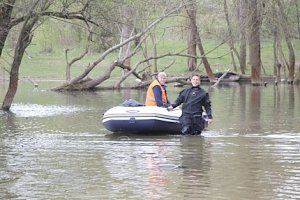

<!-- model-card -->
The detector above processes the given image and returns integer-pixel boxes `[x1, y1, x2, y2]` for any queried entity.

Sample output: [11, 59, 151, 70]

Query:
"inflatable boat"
[102, 106, 182, 134]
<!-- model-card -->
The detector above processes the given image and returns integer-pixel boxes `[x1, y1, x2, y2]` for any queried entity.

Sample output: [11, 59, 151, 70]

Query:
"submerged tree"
[1, 1, 46, 110]
[0, 0, 97, 110]
[248, 0, 262, 85]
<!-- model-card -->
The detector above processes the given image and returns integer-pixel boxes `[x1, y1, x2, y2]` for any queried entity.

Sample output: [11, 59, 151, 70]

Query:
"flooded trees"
[2, 13, 38, 110]
[1, 0, 299, 111]
[1, 1, 40, 110]
[0, 0, 96, 110]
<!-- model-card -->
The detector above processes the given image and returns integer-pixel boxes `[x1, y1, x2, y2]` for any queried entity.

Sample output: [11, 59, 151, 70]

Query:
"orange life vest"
[145, 80, 168, 106]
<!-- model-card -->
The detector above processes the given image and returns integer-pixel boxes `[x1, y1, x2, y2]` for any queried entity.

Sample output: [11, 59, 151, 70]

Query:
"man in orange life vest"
[145, 72, 171, 107]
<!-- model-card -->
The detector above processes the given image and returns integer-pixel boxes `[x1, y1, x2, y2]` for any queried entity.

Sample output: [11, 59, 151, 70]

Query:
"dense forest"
[0, 0, 299, 110]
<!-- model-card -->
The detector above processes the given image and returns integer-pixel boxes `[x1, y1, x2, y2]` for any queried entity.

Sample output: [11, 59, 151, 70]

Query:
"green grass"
[2, 36, 299, 81]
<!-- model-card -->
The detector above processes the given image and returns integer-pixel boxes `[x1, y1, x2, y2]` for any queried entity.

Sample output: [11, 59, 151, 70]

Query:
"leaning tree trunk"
[184, 1, 215, 82]
[195, 31, 215, 82]
[1, 16, 37, 110]
[0, 0, 16, 56]
[186, 0, 197, 71]
[276, 0, 295, 84]
[248, 0, 262, 85]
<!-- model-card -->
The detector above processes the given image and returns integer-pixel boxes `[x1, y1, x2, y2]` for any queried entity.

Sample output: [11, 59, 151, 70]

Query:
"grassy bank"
[1, 38, 299, 81]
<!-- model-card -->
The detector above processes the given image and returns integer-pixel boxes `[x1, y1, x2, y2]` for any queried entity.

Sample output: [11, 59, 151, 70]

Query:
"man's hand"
[206, 118, 213, 124]
[167, 106, 173, 111]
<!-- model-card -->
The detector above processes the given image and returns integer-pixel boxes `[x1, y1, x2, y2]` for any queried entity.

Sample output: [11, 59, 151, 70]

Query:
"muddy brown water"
[0, 82, 299, 199]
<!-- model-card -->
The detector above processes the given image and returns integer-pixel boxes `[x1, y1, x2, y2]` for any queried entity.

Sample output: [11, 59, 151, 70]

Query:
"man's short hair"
[190, 73, 200, 79]
[157, 72, 167, 78]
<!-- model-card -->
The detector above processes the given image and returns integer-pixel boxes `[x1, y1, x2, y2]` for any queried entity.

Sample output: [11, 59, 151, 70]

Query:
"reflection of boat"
[102, 106, 182, 134]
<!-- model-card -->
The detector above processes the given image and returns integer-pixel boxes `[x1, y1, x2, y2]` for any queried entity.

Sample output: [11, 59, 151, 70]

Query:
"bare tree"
[54, 5, 184, 90]
[183, 0, 215, 82]
[270, 1, 281, 81]
[1, 0, 97, 110]
[224, 0, 238, 72]
[238, 0, 247, 74]
[0, 0, 16, 57]
[2, 0, 45, 110]
[65, 29, 92, 82]
[276, 0, 295, 84]
[185, 0, 197, 71]
[119, 5, 135, 68]
[248, 0, 262, 85]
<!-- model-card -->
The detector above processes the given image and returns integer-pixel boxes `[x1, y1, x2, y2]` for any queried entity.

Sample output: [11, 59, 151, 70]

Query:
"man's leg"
[179, 115, 192, 135]
[192, 114, 205, 135]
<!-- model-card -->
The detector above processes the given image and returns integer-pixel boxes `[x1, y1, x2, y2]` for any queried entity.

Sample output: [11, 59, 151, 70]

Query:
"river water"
[0, 81, 299, 200]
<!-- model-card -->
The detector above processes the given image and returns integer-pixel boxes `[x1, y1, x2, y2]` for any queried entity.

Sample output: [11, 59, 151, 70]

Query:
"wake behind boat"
[102, 105, 182, 134]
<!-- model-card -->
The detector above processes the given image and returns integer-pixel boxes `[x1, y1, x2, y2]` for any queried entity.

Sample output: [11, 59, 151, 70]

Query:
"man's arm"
[153, 85, 164, 107]
[171, 90, 185, 108]
[203, 93, 213, 120]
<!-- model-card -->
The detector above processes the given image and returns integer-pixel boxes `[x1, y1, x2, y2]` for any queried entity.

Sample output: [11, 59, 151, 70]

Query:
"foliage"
[1, 0, 300, 81]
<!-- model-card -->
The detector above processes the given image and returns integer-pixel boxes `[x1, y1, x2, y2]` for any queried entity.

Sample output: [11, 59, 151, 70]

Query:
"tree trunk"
[65, 43, 89, 82]
[238, 0, 247, 74]
[224, 0, 237, 72]
[119, 5, 134, 68]
[271, 1, 278, 79]
[0, 0, 16, 56]
[184, 1, 215, 82]
[2, 16, 37, 110]
[295, 0, 300, 38]
[276, 0, 295, 84]
[195, 31, 215, 82]
[273, 30, 279, 81]
[186, 0, 197, 71]
[248, 0, 262, 85]
[150, 34, 158, 73]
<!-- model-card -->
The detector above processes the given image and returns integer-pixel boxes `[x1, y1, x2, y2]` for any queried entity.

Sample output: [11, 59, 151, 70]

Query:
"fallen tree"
[54, 5, 184, 91]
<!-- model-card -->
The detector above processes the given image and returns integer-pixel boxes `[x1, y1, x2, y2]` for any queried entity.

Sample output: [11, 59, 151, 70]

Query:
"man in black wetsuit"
[170, 74, 213, 135]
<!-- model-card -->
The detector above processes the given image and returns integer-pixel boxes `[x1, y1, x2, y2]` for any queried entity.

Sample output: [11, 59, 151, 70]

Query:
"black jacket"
[172, 86, 212, 119]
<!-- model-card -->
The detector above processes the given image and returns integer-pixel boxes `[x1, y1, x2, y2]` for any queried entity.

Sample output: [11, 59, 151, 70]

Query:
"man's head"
[190, 74, 201, 87]
[157, 72, 167, 85]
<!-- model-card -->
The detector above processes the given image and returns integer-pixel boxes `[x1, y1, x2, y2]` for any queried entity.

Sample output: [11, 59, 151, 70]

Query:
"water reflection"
[210, 83, 300, 135]
[249, 86, 261, 131]
[178, 136, 211, 199]
[287, 85, 295, 115]
[0, 111, 18, 135]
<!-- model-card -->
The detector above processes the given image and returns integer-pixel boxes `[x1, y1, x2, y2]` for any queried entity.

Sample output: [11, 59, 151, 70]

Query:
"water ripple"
[10, 103, 84, 117]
